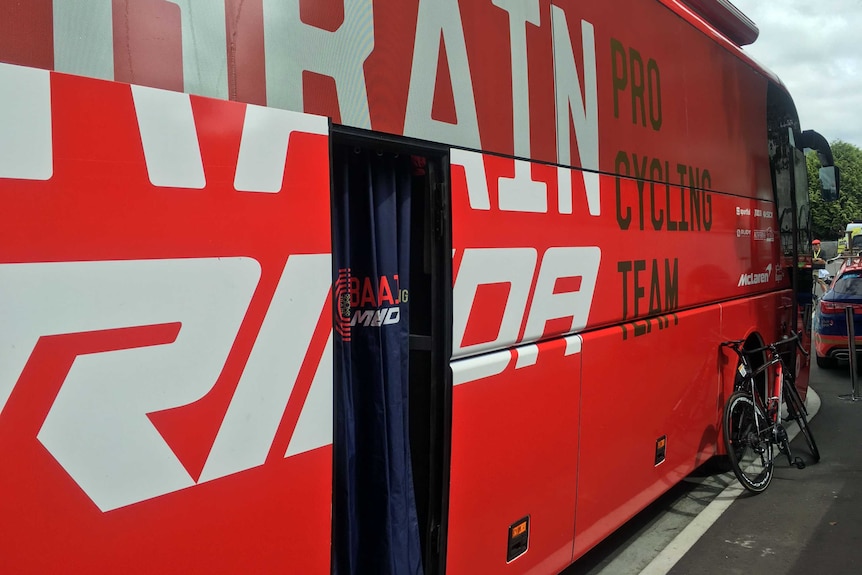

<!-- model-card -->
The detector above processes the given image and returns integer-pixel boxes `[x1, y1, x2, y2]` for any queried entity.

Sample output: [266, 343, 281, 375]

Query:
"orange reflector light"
[507, 516, 530, 562]
[512, 521, 527, 538]
[655, 435, 667, 466]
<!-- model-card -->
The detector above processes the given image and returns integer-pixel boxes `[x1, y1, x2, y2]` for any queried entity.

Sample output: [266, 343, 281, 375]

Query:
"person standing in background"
[811, 239, 830, 299]
[812, 239, 824, 263]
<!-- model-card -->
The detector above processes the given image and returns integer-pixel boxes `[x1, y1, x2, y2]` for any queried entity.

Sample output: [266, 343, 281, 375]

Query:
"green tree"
[809, 140, 862, 240]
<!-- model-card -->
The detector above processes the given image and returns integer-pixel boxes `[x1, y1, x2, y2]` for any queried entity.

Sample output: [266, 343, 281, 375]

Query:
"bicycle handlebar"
[792, 331, 810, 358]
[720, 331, 807, 358]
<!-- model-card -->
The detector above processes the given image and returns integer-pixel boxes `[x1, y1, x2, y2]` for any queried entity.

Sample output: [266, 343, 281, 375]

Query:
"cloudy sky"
[731, 0, 862, 148]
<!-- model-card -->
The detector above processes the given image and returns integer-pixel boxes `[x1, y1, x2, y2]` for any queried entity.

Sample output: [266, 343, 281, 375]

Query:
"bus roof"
[662, 0, 785, 87]
[678, 0, 758, 46]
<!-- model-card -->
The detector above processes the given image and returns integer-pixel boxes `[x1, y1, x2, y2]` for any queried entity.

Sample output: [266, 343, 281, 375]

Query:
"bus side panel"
[447, 337, 581, 575]
[717, 291, 795, 401]
[0, 68, 332, 573]
[449, 151, 784, 351]
[573, 306, 721, 559]
[449, 146, 788, 568]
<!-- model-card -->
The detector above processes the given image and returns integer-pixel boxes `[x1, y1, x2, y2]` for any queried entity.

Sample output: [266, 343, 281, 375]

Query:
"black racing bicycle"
[720, 333, 820, 493]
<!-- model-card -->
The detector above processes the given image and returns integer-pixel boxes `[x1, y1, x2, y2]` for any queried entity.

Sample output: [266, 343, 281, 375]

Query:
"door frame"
[329, 126, 453, 575]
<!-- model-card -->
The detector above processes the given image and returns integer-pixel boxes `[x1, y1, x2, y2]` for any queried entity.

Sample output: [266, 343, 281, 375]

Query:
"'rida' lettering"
[452, 246, 601, 368]
[0, 255, 333, 511]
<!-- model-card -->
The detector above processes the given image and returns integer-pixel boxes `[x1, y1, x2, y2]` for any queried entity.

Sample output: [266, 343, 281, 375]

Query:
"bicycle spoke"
[724, 391, 774, 493]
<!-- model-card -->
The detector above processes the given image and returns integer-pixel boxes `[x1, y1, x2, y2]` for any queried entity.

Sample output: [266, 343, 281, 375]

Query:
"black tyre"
[816, 354, 837, 369]
[784, 381, 820, 463]
[723, 391, 774, 493]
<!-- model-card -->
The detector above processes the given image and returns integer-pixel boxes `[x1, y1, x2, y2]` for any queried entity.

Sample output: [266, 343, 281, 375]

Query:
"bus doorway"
[330, 133, 451, 575]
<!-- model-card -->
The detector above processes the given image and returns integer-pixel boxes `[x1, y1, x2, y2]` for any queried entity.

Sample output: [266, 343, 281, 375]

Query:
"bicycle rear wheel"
[784, 380, 820, 462]
[723, 391, 774, 493]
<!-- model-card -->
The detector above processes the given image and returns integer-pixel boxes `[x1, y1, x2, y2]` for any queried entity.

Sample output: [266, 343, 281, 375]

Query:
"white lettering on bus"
[49, 2, 602, 215]
[53, 0, 114, 81]
[493, 0, 549, 213]
[552, 8, 600, 216]
[404, 0, 481, 148]
[200, 254, 332, 484]
[262, 0, 374, 129]
[234, 105, 330, 193]
[738, 264, 773, 287]
[0, 258, 259, 511]
[350, 307, 402, 327]
[0, 256, 332, 512]
[453, 147, 601, 217]
[453, 248, 538, 361]
[522, 246, 601, 341]
[452, 149, 492, 210]
[53, 0, 230, 98]
[132, 85, 206, 189]
[0, 63, 52, 181]
[166, 0, 229, 99]
[452, 246, 600, 384]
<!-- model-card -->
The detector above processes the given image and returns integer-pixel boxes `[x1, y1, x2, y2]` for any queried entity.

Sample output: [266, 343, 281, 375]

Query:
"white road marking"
[638, 387, 822, 575]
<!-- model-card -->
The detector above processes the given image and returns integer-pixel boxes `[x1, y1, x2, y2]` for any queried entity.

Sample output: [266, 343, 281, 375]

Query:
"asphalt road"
[562, 355, 862, 575]
[668, 360, 862, 575]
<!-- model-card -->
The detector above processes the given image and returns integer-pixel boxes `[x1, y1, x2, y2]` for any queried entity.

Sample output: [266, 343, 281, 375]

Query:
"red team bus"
[0, 0, 839, 574]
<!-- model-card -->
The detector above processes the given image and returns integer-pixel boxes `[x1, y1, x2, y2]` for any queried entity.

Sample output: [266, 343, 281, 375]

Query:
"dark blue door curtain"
[332, 146, 423, 575]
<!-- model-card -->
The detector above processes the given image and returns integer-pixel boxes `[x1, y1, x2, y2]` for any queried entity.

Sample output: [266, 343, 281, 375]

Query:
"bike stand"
[840, 307, 862, 402]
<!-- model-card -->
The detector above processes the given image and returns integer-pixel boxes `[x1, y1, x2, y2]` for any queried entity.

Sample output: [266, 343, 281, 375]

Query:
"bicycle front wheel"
[784, 381, 820, 463]
[723, 391, 774, 493]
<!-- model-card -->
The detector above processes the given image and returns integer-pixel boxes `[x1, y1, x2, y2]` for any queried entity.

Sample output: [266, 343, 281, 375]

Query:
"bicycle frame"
[726, 339, 799, 468]
[720, 333, 818, 493]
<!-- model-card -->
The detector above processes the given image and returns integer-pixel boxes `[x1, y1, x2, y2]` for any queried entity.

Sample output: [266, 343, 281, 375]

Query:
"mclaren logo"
[738, 264, 773, 287]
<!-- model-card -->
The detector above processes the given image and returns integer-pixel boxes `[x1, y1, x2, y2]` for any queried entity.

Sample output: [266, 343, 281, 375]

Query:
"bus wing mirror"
[819, 165, 840, 201]
[801, 130, 839, 200]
